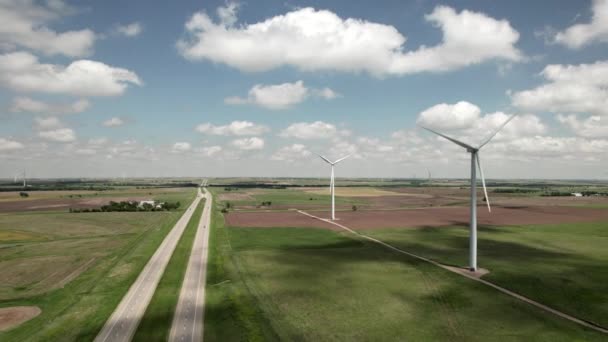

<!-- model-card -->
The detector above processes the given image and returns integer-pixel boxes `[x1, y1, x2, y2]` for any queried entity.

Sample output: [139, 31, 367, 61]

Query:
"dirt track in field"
[0, 306, 41, 331]
[225, 205, 608, 230]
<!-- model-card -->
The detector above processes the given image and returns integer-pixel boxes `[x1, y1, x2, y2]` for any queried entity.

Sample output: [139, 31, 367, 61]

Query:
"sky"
[1, 0, 607, 179]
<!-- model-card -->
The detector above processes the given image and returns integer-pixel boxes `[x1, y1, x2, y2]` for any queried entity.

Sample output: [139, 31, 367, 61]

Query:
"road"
[94, 188, 204, 342]
[169, 187, 213, 342]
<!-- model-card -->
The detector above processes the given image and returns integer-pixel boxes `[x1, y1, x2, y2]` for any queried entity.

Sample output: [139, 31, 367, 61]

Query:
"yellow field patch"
[0, 230, 40, 242]
[301, 187, 404, 197]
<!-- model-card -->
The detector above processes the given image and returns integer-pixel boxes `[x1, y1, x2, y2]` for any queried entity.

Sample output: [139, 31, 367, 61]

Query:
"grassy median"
[132, 199, 205, 341]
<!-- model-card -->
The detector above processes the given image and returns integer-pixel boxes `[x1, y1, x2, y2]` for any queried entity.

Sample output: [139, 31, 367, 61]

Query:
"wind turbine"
[419, 114, 516, 271]
[22, 169, 27, 188]
[317, 154, 350, 220]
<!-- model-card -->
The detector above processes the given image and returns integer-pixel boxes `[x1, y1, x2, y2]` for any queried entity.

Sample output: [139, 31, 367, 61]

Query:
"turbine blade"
[419, 125, 475, 150]
[478, 113, 518, 149]
[476, 153, 491, 213]
[317, 154, 333, 165]
[333, 154, 351, 164]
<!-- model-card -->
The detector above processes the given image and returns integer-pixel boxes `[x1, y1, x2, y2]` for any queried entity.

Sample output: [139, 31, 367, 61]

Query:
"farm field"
[206, 184, 608, 340]
[0, 187, 196, 341]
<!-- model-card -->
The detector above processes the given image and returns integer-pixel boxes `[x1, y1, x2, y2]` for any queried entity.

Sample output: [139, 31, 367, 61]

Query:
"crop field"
[0, 187, 196, 341]
[205, 183, 608, 340]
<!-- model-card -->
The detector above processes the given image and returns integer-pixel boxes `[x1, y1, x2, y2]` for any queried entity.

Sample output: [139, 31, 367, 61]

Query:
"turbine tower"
[317, 154, 350, 220]
[420, 114, 516, 271]
[22, 169, 26, 188]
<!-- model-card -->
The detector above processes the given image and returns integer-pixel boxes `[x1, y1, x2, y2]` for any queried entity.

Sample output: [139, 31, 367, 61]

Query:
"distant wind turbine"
[317, 154, 350, 220]
[419, 114, 517, 271]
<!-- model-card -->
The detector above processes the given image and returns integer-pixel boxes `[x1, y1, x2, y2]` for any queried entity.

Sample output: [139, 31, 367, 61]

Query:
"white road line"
[94, 189, 203, 342]
[297, 210, 608, 335]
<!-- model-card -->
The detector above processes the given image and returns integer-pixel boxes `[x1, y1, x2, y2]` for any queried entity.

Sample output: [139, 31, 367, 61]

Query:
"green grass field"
[133, 199, 204, 341]
[203, 183, 607, 341]
[203, 225, 605, 341]
[216, 188, 367, 209]
[0, 188, 196, 341]
[361, 222, 608, 328]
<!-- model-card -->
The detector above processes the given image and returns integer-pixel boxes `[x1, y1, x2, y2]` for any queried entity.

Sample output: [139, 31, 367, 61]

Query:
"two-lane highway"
[94, 188, 204, 342]
[169, 187, 213, 342]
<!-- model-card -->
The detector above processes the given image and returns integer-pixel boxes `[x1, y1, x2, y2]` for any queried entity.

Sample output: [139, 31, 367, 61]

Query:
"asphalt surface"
[169, 188, 213, 342]
[94, 188, 204, 342]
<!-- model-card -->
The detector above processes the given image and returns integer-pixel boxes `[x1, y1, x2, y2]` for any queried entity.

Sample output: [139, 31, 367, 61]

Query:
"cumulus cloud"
[11, 96, 89, 114]
[510, 60, 608, 116]
[225, 81, 339, 110]
[196, 120, 268, 136]
[225, 81, 308, 110]
[417, 101, 481, 130]
[38, 128, 75, 142]
[177, 5, 521, 76]
[315, 87, 340, 99]
[197, 145, 222, 157]
[558, 114, 608, 138]
[0, 51, 142, 96]
[280, 121, 349, 140]
[0, 0, 95, 57]
[34, 116, 62, 129]
[416, 101, 546, 145]
[172, 142, 192, 153]
[271, 144, 311, 162]
[554, 0, 608, 49]
[0, 138, 24, 151]
[115, 22, 143, 37]
[231, 137, 264, 150]
[103, 117, 125, 127]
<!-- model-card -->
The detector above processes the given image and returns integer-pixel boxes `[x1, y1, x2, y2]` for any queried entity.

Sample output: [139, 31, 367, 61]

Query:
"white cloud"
[225, 81, 308, 110]
[498, 136, 608, 157]
[197, 145, 222, 157]
[11, 96, 89, 114]
[0, 138, 24, 151]
[271, 144, 311, 161]
[225, 81, 339, 109]
[417, 101, 481, 130]
[115, 22, 143, 37]
[0, 0, 95, 57]
[103, 117, 125, 127]
[75, 148, 96, 155]
[88, 137, 108, 146]
[34, 116, 62, 129]
[558, 114, 608, 138]
[177, 5, 521, 76]
[231, 137, 264, 150]
[280, 121, 348, 140]
[357, 137, 394, 153]
[0, 51, 142, 96]
[195, 120, 268, 136]
[315, 87, 340, 99]
[38, 128, 75, 142]
[511, 60, 608, 116]
[416, 101, 546, 145]
[172, 142, 192, 153]
[554, 0, 608, 49]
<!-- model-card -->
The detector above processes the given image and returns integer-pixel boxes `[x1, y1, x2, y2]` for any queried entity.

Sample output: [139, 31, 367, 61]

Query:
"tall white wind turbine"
[419, 114, 516, 271]
[317, 154, 350, 220]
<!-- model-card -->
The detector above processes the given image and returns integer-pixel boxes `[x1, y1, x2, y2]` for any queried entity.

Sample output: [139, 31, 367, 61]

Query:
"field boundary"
[297, 210, 608, 335]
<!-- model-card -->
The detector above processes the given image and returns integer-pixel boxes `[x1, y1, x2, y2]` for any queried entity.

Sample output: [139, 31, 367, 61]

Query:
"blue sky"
[1, 0, 607, 179]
